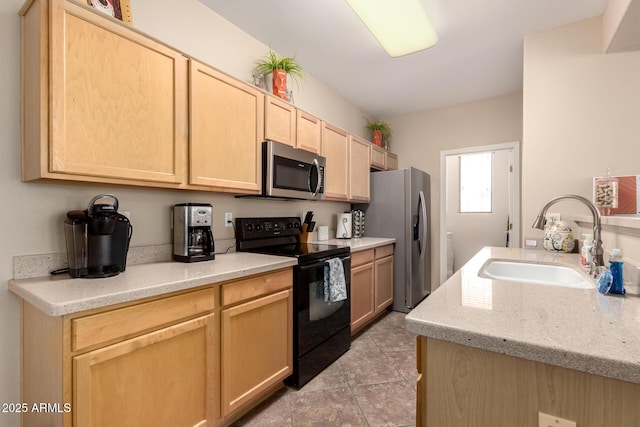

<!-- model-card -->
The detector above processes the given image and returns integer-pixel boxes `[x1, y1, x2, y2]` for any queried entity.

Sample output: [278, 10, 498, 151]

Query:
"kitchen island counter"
[9, 252, 297, 316]
[406, 246, 640, 384]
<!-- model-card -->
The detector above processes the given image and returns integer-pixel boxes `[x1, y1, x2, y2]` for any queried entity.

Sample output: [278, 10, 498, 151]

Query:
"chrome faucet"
[531, 194, 604, 277]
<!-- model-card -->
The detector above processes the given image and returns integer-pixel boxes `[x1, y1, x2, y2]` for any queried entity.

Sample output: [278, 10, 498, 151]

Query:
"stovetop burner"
[235, 217, 349, 262]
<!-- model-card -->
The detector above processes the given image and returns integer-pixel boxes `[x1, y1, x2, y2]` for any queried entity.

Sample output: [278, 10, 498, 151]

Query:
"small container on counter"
[580, 234, 593, 267]
[317, 225, 329, 241]
[609, 248, 625, 295]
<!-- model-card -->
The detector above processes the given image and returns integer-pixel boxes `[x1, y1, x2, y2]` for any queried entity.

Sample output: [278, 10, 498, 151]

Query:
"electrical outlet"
[538, 412, 576, 427]
[224, 212, 233, 228]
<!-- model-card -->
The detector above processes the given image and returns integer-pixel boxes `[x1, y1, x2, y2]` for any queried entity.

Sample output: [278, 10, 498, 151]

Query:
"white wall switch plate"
[538, 412, 576, 427]
[525, 238, 539, 247]
[545, 212, 561, 222]
[224, 212, 233, 228]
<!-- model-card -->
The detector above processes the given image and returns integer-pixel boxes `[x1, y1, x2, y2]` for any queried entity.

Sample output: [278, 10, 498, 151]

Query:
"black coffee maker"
[64, 194, 133, 278]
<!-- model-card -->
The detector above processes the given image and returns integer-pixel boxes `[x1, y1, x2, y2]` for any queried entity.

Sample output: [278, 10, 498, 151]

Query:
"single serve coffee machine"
[173, 203, 215, 262]
[64, 194, 132, 278]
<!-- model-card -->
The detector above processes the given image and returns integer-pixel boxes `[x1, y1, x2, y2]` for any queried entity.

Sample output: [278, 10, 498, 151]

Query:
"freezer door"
[407, 168, 431, 308]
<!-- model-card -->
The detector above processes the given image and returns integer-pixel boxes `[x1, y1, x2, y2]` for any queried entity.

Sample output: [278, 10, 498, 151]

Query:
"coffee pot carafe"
[173, 203, 215, 262]
[64, 194, 133, 278]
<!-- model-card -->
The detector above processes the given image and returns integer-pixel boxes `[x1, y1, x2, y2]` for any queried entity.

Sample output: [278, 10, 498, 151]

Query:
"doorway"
[439, 142, 520, 284]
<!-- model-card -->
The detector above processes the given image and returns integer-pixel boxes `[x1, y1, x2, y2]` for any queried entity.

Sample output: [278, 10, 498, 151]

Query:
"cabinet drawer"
[221, 268, 292, 307]
[71, 288, 215, 352]
[352, 249, 375, 267]
[375, 244, 394, 259]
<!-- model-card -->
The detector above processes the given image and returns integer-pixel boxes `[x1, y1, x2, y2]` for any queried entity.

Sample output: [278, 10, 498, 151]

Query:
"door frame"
[439, 141, 521, 284]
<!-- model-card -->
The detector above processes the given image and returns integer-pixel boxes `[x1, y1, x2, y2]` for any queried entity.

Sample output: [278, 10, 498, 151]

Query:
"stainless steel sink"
[478, 259, 594, 289]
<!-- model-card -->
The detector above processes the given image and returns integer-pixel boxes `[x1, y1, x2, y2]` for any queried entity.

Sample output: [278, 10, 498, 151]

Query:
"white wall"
[0, 1, 367, 425]
[523, 16, 640, 259]
[385, 92, 523, 287]
[132, 0, 367, 134]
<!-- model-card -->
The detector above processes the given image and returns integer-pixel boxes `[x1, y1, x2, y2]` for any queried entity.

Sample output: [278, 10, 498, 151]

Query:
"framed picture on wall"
[87, 0, 133, 25]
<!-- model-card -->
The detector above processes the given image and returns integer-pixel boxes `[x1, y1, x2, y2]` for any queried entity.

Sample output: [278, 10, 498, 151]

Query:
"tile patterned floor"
[232, 311, 418, 427]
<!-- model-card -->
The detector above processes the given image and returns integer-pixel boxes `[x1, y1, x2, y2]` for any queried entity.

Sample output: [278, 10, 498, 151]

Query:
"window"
[459, 152, 492, 213]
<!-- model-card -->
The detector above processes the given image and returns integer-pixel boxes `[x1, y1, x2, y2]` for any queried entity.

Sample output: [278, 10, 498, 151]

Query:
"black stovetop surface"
[235, 217, 350, 263]
[251, 242, 347, 257]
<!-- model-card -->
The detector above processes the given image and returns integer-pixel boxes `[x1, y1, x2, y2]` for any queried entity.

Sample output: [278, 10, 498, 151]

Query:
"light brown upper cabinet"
[264, 95, 296, 147]
[296, 110, 322, 154]
[349, 135, 371, 202]
[386, 152, 399, 170]
[370, 144, 399, 171]
[21, 0, 188, 187]
[321, 122, 350, 201]
[370, 144, 386, 170]
[189, 60, 264, 193]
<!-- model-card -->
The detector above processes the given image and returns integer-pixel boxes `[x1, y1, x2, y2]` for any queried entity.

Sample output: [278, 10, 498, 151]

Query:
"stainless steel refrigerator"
[354, 167, 431, 313]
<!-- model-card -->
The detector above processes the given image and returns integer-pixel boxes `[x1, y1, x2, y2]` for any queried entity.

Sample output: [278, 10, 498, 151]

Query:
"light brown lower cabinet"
[350, 254, 376, 333]
[350, 245, 394, 335]
[373, 246, 394, 312]
[417, 337, 640, 427]
[73, 314, 215, 427]
[220, 289, 292, 418]
[20, 268, 293, 427]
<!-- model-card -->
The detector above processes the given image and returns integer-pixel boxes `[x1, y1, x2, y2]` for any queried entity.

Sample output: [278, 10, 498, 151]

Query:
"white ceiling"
[199, 0, 608, 118]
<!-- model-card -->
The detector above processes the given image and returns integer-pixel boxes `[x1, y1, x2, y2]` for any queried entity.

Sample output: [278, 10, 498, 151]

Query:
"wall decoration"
[87, 0, 133, 25]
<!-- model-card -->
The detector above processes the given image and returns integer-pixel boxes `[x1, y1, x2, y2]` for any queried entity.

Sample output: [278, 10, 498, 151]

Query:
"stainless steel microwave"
[262, 140, 326, 200]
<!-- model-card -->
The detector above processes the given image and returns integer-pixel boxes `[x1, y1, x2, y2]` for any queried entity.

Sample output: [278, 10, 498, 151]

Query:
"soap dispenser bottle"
[609, 248, 625, 295]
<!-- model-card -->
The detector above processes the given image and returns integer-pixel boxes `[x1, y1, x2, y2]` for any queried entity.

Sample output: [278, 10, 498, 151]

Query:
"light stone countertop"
[312, 237, 395, 251]
[406, 246, 640, 384]
[9, 253, 297, 317]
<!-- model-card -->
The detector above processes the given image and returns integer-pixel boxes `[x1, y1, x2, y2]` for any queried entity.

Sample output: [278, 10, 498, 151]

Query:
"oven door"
[294, 254, 351, 356]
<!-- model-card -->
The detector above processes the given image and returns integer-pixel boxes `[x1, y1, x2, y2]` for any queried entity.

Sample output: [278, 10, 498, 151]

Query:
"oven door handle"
[298, 256, 351, 271]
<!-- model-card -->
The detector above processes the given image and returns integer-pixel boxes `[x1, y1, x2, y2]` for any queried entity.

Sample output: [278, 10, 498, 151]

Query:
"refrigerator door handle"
[419, 190, 427, 261]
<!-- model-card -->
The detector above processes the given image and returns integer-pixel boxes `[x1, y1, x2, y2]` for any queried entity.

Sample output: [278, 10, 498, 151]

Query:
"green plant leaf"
[254, 49, 304, 84]
[365, 119, 392, 138]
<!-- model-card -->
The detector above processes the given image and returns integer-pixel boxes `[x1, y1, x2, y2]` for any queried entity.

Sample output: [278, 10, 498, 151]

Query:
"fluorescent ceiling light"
[346, 0, 438, 57]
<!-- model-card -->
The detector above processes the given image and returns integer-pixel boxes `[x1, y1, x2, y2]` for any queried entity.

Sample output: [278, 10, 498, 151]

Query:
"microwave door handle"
[310, 158, 321, 196]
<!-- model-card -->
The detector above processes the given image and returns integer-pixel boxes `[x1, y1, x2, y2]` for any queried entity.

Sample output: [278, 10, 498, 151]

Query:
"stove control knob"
[293, 222, 300, 228]
[246, 224, 253, 232]
[286, 222, 293, 229]
[255, 224, 262, 232]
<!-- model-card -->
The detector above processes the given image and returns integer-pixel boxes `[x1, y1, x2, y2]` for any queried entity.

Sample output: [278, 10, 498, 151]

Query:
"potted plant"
[365, 120, 392, 148]
[254, 50, 304, 101]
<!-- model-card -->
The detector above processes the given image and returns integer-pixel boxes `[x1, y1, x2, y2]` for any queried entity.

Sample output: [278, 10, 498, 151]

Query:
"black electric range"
[235, 217, 349, 260]
[235, 217, 351, 388]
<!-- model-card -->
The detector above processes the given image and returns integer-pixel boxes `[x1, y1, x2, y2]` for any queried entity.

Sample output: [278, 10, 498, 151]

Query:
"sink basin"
[478, 259, 594, 289]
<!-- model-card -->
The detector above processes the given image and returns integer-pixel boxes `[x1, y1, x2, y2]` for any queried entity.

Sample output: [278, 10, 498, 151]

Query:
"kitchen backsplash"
[14, 238, 233, 280]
